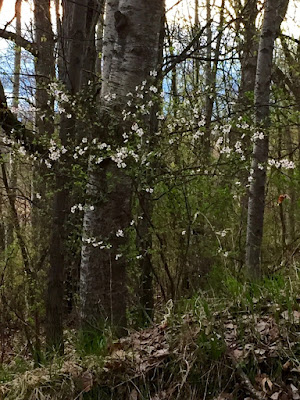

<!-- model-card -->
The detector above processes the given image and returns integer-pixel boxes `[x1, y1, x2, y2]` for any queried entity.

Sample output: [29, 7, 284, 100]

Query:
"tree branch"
[0, 79, 45, 154]
[0, 29, 38, 56]
[162, 22, 211, 77]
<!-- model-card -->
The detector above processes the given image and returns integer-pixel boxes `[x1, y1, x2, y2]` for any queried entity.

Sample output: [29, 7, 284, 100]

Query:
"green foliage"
[76, 326, 111, 357]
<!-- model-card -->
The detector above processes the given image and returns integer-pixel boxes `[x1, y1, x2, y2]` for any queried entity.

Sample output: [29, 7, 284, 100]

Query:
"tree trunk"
[235, 0, 258, 266]
[6, 0, 22, 248]
[45, 0, 85, 348]
[32, 0, 55, 258]
[80, 0, 164, 335]
[245, 0, 289, 279]
[238, 0, 258, 111]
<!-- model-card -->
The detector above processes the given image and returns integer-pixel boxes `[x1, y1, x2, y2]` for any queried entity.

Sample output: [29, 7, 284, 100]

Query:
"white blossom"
[251, 131, 264, 142]
[116, 229, 124, 237]
[149, 85, 158, 93]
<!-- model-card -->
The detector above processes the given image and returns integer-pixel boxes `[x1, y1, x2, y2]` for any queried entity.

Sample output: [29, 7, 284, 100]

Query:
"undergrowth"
[1, 265, 300, 399]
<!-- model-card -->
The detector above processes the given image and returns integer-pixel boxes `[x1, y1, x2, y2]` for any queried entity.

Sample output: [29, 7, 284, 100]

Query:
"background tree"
[246, 0, 289, 279]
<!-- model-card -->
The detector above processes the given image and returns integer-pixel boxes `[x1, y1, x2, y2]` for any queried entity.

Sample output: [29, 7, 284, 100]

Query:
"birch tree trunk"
[245, 0, 289, 279]
[80, 0, 164, 335]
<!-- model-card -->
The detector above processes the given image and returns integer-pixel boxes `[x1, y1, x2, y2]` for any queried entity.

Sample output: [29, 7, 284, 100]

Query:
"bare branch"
[0, 29, 38, 56]
[0, 79, 45, 154]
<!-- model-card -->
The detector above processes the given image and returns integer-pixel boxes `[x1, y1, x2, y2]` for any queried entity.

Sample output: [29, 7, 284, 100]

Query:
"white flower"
[150, 70, 157, 77]
[116, 229, 124, 237]
[222, 124, 231, 134]
[131, 123, 139, 131]
[35, 193, 42, 199]
[181, 230, 186, 235]
[115, 253, 122, 260]
[216, 230, 227, 237]
[89, 205, 95, 211]
[193, 130, 204, 141]
[45, 160, 52, 168]
[149, 85, 158, 93]
[18, 146, 26, 156]
[216, 137, 223, 147]
[71, 205, 77, 213]
[82, 137, 88, 143]
[251, 131, 264, 142]
[136, 128, 144, 137]
[280, 158, 295, 169]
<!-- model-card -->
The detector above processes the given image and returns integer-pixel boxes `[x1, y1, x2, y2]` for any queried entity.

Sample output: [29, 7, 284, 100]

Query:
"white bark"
[80, 0, 164, 332]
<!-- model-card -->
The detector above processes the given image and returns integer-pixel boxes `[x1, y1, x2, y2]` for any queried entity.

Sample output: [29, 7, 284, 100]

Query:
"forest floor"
[0, 267, 300, 400]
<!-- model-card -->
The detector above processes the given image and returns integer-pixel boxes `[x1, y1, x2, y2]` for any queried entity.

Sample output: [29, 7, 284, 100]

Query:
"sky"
[0, 0, 299, 42]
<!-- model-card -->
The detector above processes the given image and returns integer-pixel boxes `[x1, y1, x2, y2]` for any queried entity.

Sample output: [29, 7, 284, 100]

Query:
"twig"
[230, 355, 266, 400]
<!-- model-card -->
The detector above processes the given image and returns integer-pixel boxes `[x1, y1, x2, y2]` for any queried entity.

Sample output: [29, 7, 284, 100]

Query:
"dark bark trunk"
[46, 0, 102, 352]
[46, 0, 87, 353]
[245, 0, 289, 279]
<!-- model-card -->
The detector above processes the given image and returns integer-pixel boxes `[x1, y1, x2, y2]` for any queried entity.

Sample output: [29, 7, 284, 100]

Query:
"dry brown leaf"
[81, 371, 93, 393]
[129, 388, 138, 400]
[256, 321, 268, 333]
[270, 392, 280, 400]
[282, 360, 292, 370]
[261, 376, 272, 392]
[153, 348, 169, 358]
[281, 310, 300, 323]
[111, 349, 127, 360]
[232, 349, 244, 360]
[254, 348, 266, 356]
